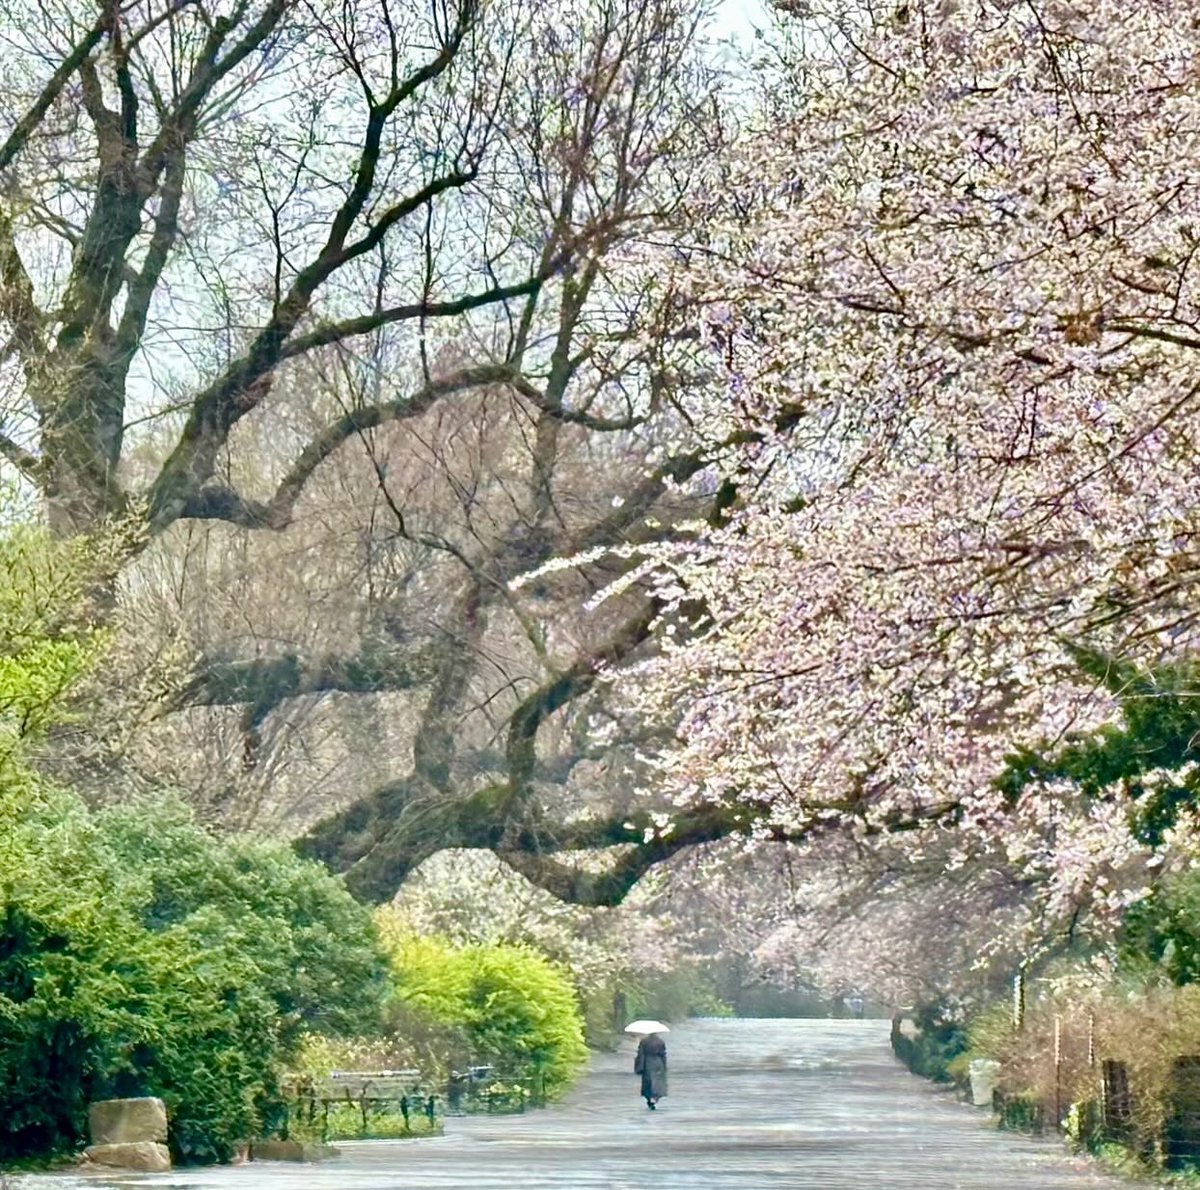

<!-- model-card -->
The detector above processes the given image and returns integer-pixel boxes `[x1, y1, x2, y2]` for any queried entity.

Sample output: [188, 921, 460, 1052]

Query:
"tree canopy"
[614, 0, 1200, 958]
[5, 0, 1200, 1002]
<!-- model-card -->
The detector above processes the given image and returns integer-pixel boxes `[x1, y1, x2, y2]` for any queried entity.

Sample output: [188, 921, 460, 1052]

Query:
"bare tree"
[2, 0, 755, 903]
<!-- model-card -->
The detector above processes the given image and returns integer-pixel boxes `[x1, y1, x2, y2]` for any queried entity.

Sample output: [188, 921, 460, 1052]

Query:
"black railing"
[277, 1072, 439, 1141]
[273, 1063, 550, 1142]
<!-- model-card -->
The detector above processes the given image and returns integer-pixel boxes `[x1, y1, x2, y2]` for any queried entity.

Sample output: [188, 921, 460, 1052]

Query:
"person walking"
[634, 1031, 668, 1109]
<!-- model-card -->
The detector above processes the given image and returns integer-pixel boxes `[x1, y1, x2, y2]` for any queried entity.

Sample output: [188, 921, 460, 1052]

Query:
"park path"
[21, 1018, 1134, 1189]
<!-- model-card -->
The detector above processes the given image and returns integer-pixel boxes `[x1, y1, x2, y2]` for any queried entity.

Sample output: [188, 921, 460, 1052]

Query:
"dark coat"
[634, 1034, 668, 1100]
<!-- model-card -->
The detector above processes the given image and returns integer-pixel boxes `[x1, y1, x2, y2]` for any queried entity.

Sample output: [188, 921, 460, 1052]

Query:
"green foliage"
[1121, 868, 1200, 986]
[310, 1104, 439, 1142]
[454, 944, 588, 1091]
[0, 520, 122, 1160]
[1062, 1099, 1103, 1151]
[0, 520, 105, 760]
[376, 912, 588, 1097]
[890, 1002, 969, 1083]
[963, 1001, 1018, 1064]
[96, 804, 388, 1047]
[0, 788, 387, 1164]
[996, 1092, 1045, 1134]
[380, 927, 472, 1021]
[996, 650, 1200, 845]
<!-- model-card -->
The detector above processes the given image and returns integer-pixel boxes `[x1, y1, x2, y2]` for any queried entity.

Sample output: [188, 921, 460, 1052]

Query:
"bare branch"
[0, 212, 46, 368]
[115, 148, 187, 360]
[137, 0, 291, 185]
[146, 4, 487, 529]
[0, 14, 107, 171]
[0, 429, 43, 483]
[276, 274, 549, 363]
[176, 364, 526, 528]
[174, 644, 441, 713]
[500, 601, 657, 813]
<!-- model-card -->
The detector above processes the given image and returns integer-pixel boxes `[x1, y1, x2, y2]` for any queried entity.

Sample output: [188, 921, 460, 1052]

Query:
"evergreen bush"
[0, 790, 388, 1163]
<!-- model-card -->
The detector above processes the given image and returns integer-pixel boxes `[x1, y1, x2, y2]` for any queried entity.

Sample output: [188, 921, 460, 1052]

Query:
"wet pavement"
[18, 1018, 1134, 1189]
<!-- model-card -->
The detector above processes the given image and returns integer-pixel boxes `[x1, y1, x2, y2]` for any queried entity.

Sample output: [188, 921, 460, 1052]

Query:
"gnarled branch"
[174, 644, 441, 714]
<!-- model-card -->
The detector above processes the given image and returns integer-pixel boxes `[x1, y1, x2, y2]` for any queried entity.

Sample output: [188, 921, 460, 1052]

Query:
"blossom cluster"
[622, 0, 1200, 962]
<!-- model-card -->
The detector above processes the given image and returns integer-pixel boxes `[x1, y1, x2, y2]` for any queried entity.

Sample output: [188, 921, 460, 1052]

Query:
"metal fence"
[445, 1065, 548, 1115]
[274, 1065, 549, 1141]
[279, 1071, 438, 1141]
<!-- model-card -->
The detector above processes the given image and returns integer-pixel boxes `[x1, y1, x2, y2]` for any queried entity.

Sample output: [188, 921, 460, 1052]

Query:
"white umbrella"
[624, 1019, 670, 1034]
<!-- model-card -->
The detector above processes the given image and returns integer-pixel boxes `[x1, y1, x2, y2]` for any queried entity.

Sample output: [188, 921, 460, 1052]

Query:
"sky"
[707, 0, 775, 83]
[714, 0, 771, 45]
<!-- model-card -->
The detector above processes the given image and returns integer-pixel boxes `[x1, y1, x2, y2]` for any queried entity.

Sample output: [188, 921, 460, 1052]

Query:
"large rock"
[84, 1142, 172, 1172]
[249, 1139, 340, 1162]
[88, 1097, 168, 1145]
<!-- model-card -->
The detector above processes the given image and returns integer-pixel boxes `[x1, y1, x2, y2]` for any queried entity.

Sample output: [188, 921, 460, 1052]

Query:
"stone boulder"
[84, 1142, 172, 1172]
[88, 1097, 168, 1145]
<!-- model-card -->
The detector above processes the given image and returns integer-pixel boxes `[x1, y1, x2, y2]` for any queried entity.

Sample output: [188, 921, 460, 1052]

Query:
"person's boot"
[647, 1099, 656, 1110]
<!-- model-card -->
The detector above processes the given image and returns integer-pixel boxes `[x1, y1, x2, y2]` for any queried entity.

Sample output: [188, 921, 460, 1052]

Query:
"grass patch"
[290, 1101, 442, 1143]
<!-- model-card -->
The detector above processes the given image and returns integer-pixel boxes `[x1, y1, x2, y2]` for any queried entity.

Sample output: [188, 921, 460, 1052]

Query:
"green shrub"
[1122, 869, 1200, 987]
[97, 803, 388, 1047]
[455, 943, 589, 1094]
[376, 912, 588, 1097]
[890, 1001, 968, 1083]
[997, 1091, 1045, 1134]
[0, 788, 387, 1164]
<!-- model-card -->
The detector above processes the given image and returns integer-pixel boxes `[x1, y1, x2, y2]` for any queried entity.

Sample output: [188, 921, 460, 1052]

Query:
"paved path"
[22, 1019, 1135, 1189]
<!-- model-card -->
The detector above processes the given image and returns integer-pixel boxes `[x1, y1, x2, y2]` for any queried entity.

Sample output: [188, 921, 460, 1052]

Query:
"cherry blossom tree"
[606, 0, 1200, 947]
